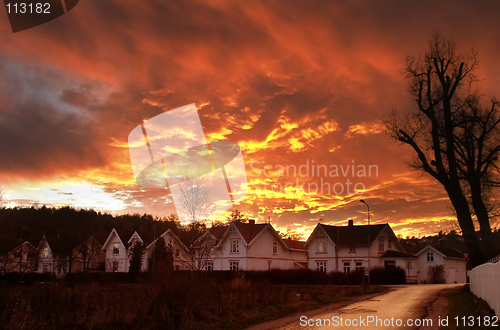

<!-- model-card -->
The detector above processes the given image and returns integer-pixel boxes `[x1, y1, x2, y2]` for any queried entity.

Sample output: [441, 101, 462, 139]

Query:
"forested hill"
[0, 206, 205, 254]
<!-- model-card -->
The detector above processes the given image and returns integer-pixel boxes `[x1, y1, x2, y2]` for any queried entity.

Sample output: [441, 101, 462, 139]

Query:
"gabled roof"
[282, 239, 306, 250]
[102, 228, 126, 250]
[416, 244, 465, 259]
[190, 225, 228, 248]
[233, 222, 269, 245]
[316, 223, 388, 246]
[381, 250, 417, 258]
[192, 221, 289, 250]
[35, 236, 51, 254]
[146, 229, 190, 253]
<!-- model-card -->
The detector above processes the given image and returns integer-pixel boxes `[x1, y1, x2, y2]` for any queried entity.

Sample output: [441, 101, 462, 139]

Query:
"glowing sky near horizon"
[1, 0, 500, 239]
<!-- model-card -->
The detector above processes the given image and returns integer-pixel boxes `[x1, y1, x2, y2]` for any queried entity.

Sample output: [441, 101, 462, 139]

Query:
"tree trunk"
[446, 184, 485, 267]
[469, 180, 498, 259]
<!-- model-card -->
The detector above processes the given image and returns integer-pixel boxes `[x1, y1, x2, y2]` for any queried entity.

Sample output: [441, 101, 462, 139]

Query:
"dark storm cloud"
[0, 58, 105, 180]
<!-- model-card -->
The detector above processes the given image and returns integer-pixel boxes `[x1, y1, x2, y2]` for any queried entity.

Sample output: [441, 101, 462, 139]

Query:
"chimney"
[348, 219, 354, 227]
[249, 219, 255, 225]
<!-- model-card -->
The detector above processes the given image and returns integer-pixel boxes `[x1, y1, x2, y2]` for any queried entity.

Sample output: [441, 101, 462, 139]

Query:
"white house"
[191, 220, 307, 271]
[415, 245, 467, 284]
[102, 229, 133, 273]
[305, 220, 412, 274]
[102, 228, 192, 273]
[34, 235, 56, 275]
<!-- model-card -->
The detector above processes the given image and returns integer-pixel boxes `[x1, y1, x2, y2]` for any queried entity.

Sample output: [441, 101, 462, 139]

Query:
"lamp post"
[360, 199, 370, 285]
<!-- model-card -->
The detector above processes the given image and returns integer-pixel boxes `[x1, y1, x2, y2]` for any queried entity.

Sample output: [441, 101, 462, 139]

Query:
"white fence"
[470, 261, 500, 316]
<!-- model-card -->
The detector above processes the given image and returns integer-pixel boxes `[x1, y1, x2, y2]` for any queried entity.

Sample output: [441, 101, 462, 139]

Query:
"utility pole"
[360, 199, 370, 285]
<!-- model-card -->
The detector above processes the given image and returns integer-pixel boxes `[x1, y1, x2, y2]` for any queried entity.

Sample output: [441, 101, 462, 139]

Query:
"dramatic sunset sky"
[1, 0, 500, 238]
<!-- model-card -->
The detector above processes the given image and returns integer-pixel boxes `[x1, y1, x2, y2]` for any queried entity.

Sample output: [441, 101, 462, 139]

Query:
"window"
[343, 262, 350, 274]
[317, 261, 327, 274]
[206, 261, 213, 271]
[406, 261, 413, 269]
[349, 246, 356, 253]
[384, 260, 396, 269]
[14, 252, 21, 258]
[43, 248, 49, 258]
[230, 261, 239, 271]
[388, 239, 392, 249]
[230, 240, 239, 253]
[57, 265, 62, 274]
[427, 252, 434, 262]
[317, 238, 326, 253]
[268, 260, 272, 270]
[355, 261, 363, 270]
[113, 261, 119, 272]
[175, 248, 179, 257]
[42, 264, 47, 273]
[113, 243, 120, 255]
[378, 239, 384, 252]
[272, 241, 277, 254]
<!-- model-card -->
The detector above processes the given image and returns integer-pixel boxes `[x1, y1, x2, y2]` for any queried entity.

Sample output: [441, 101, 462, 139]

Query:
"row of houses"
[0, 219, 467, 283]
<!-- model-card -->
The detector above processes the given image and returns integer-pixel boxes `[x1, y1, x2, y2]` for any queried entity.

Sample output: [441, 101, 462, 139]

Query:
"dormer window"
[43, 248, 49, 258]
[388, 239, 392, 249]
[349, 246, 356, 253]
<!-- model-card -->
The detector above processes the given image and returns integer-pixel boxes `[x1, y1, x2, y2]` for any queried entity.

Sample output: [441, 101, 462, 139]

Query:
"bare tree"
[71, 237, 104, 273]
[384, 33, 490, 266]
[192, 232, 219, 271]
[175, 176, 215, 224]
[453, 97, 500, 258]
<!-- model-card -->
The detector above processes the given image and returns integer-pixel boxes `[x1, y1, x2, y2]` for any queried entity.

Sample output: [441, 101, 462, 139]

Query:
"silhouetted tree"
[129, 241, 145, 280]
[384, 33, 499, 266]
[152, 236, 173, 275]
[225, 209, 248, 223]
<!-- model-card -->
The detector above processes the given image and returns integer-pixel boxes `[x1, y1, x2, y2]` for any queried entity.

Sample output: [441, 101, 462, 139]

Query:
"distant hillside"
[0, 206, 206, 254]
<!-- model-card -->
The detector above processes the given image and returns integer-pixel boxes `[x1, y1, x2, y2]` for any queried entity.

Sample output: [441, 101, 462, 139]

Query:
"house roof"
[147, 229, 191, 253]
[381, 250, 417, 258]
[233, 222, 269, 244]
[319, 223, 387, 246]
[0, 240, 35, 255]
[282, 239, 306, 250]
[416, 244, 465, 259]
[190, 225, 229, 248]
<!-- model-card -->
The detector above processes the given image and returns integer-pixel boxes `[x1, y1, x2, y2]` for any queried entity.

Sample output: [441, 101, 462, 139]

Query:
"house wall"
[246, 227, 306, 271]
[307, 232, 337, 273]
[214, 227, 247, 271]
[444, 258, 467, 284]
[416, 247, 446, 283]
[337, 246, 370, 273]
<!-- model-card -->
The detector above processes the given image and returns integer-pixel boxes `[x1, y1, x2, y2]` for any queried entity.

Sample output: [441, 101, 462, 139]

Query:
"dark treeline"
[0, 206, 206, 255]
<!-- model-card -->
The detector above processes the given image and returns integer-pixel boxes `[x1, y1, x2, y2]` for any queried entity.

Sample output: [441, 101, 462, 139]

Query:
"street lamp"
[360, 199, 370, 226]
[360, 199, 370, 285]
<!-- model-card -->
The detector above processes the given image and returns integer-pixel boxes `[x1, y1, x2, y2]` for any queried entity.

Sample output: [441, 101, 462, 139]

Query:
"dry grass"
[0, 273, 386, 329]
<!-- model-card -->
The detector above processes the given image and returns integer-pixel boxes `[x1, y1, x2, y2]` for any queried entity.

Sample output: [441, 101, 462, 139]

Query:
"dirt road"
[247, 284, 463, 330]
